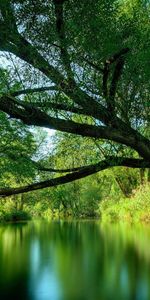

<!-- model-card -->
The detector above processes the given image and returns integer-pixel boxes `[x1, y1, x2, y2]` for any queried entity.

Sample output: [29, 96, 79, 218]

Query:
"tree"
[0, 0, 149, 197]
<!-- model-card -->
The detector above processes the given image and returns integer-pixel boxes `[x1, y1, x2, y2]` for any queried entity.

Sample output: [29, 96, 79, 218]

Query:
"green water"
[0, 220, 150, 300]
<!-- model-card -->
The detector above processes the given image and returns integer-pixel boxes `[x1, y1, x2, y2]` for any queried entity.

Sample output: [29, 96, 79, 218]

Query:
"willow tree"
[0, 0, 150, 196]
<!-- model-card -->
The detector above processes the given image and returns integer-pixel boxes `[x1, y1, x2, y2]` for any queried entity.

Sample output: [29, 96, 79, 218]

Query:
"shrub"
[100, 183, 150, 223]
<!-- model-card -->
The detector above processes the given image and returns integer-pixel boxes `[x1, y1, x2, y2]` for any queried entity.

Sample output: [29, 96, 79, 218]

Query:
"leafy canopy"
[0, 0, 149, 196]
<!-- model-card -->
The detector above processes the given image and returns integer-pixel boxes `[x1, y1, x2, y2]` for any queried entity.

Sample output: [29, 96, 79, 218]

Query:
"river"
[0, 220, 150, 300]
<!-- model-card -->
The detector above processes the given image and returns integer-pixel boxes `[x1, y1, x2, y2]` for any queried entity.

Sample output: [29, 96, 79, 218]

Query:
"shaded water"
[0, 220, 150, 300]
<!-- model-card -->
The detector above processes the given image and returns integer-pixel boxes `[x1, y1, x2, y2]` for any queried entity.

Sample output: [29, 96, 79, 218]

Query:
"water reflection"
[0, 221, 150, 300]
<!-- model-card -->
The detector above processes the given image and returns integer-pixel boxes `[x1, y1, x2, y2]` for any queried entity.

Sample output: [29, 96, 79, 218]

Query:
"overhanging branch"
[0, 157, 149, 197]
[0, 94, 150, 160]
[3, 150, 86, 173]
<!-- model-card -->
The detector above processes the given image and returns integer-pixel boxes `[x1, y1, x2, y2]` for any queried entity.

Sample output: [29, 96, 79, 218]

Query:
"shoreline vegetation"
[0, 183, 149, 224]
[100, 183, 150, 223]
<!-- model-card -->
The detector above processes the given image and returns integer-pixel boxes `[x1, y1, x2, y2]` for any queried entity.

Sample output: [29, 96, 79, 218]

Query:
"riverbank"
[0, 183, 149, 223]
[100, 183, 150, 223]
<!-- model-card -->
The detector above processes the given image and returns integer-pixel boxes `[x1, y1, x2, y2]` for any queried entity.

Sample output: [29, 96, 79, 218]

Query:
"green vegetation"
[0, 197, 31, 222]
[0, 167, 149, 222]
[0, 0, 149, 221]
[100, 183, 150, 223]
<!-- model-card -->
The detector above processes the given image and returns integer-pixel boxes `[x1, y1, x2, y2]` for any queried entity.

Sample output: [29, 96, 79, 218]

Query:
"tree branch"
[0, 7, 131, 128]
[53, 0, 73, 78]
[0, 95, 150, 160]
[35, 101, 86, 115]
[102, 48, 130, 118]
[0, 14, 150, 160]
[0, 14, 128, 127]
[81, 56, 104, 73]
[37, 165, 86, 173]
[106, 48, 130, 65]
[3, 34, 110, 124]
[103, 61, 110, 98]
[108, 57, 125, 116]
[0, 157, 149, 197]
[11, 86, 57, 97]
[2, 151, 86, 173]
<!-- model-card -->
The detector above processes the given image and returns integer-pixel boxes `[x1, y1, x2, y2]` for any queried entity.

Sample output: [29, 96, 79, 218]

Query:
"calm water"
[0, 220, 150, 300]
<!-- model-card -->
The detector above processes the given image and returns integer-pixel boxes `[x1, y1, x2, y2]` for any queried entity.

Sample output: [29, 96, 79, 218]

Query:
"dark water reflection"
[0, 220, 150, 300]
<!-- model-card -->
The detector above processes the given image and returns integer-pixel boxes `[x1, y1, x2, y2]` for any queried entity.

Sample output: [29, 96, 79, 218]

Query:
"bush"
[0, 209, 31, 222]
[100, 183, 150, 223]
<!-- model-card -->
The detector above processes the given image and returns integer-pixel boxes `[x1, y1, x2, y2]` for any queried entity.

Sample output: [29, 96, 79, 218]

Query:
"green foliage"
[100, 183, 150, 223]
[0, 210, 31, 222]
[0, 199, 31, 222]
[0, 0, 149, 217]
[0, 111, 37, 185]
